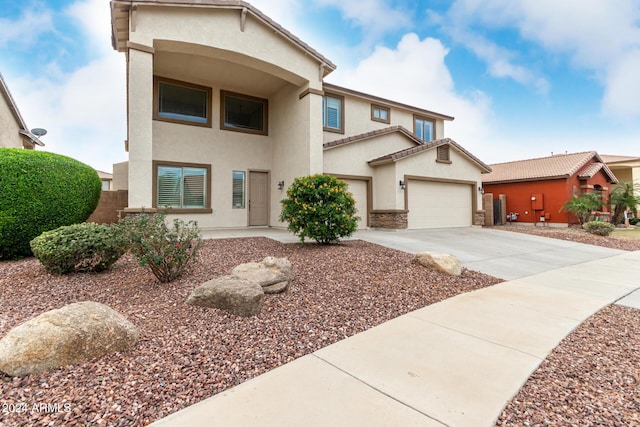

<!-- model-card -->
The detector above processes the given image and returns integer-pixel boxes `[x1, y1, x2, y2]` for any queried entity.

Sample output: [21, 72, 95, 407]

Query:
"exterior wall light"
[278, 180, 285, 190]
[399, 180, 406, 190]
[478, 186, 484, 194]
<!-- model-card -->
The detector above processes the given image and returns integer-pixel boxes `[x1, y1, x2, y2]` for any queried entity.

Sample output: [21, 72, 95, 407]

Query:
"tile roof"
[323, 83, 455, 122]
[110, 0, 336, 72]
[482, 151, 617, 184]
[323, 126, 491, 172]
[599, 154, 640, 164]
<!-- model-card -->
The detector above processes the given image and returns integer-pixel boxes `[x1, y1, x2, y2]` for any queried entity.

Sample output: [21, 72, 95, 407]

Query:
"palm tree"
[560, 192, 605, 225]
[610, 181, 640, 225]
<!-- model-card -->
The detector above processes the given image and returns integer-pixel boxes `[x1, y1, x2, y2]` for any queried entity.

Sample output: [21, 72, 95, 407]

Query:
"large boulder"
[414, 252, 463, 276]
[232, 256, 292, 294]
[0, 301, 139, 377]
[186, 275, 264, 317]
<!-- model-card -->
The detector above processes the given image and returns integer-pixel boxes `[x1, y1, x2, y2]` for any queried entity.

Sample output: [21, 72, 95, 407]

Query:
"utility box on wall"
[531, 193, 544, 211]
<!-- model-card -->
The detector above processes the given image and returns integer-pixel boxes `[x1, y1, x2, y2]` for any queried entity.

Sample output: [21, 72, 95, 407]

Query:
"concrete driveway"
[355, 227, 626, 280]
[202, 226, 626, 280]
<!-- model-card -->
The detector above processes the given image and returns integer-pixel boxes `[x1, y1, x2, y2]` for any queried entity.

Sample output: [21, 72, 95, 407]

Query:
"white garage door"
[408, 181, 472, 229]
[343, 179, 368, 229]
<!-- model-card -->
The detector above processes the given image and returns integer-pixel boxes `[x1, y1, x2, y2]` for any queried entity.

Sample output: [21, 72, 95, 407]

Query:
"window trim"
[232, 170, 246, 209]
[323, 93, 345, 134]
[153, 76, 212, 128]
[371, 104, 390, 124]
[152, 160, 212, 213]
[220, 90, 269, 136]
[413, 115, 435, 142]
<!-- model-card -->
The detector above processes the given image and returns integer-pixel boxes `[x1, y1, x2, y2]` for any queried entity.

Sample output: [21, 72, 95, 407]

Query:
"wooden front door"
[248, 171, 269, 226]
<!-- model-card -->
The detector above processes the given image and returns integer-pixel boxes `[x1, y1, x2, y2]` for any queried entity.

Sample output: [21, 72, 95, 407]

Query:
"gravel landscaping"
[497, 304, 640, 426]
[0, 238, 500, 426]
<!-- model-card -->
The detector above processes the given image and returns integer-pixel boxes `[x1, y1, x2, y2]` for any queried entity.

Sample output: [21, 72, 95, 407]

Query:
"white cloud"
[314, 0, 412, 36]
[438, 0, 640, 119]
[0, 7, 54, 47]
[6, 0, 127, 172]
[327, 33, 494, 160]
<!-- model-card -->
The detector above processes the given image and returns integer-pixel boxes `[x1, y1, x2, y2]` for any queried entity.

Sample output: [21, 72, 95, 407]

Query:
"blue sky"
[1, 0, 639, 172]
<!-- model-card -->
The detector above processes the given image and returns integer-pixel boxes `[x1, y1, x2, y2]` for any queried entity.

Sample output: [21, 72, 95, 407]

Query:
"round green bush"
[582, 221, 615, 236]
[30, 223, 127, 274]
[0, 148, 102, 259]
[279, 174, 359, 244]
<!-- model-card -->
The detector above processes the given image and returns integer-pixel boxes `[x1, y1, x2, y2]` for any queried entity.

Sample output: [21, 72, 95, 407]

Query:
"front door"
[248, 171, 269, 226]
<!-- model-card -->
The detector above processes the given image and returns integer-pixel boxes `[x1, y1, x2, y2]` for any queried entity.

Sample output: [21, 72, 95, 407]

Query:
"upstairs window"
[154, 77, 211, 127]
[371, 104, 390, 124]
[155, 162, 211, 211]
[414, 116, 435, 142]
[221, 91, 268, 135]
[323, 94, 344, 133]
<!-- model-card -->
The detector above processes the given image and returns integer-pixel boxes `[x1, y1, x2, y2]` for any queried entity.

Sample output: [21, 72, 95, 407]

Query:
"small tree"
[119, 211, 203, 283]
[279, 174, 359, 244]
[610, 181, 640, 225]
[560, 192, 605, 225]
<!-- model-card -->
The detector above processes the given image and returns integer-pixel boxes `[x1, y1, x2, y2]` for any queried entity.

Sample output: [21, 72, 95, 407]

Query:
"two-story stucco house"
[109, 0, 491, 230]
[0, 73, 45, 150]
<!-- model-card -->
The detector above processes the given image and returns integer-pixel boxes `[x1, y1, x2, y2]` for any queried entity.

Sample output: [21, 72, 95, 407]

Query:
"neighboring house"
[109, 0, 490, 230]
[482, 151, 618, 226]
[0, 73, 45, 149]
[97, 170, 114, 191]
[600, 155, 640, 211]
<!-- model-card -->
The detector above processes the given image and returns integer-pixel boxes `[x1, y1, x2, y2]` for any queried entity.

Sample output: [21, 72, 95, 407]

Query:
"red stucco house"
[482, 151, 618, 226]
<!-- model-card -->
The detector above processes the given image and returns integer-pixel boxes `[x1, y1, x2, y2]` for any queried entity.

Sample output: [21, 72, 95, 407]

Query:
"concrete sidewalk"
[151, 250, 640, 427]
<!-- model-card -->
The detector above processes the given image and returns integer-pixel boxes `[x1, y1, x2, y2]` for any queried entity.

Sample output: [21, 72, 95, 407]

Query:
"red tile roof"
[482, 151, 617, 184]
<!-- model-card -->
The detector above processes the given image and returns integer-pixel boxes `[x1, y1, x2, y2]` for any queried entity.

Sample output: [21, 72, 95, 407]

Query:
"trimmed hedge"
[30, 223, 127, 274]
[0, 148, 102, 259]
[582, 221, 615, 236]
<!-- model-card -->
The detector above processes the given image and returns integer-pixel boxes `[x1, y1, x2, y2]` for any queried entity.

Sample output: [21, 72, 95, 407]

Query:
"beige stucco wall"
[0, 95, 23, 148]
[112, 161, 129, 190]
[124, 5, 327, 229]
[132, 7, 321, 90]
[392, 146, 484, 211]
[323, 93, 445, 144]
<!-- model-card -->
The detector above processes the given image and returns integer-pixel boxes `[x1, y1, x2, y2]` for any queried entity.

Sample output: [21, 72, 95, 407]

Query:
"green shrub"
[119, 211, 203, 283]
[582, 221, 615, 236]
[279, 174, 359, 244]
[630, 218, 640, 226]
[0, 148, 102, 259]
[30, 223, 127, 274]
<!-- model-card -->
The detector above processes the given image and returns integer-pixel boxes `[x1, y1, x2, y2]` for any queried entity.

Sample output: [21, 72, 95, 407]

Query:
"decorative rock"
[232, 256, 292, 294]
[414, 252, 463, 276]
[186, 275, 264, 317]
[0, 301, 139, 377]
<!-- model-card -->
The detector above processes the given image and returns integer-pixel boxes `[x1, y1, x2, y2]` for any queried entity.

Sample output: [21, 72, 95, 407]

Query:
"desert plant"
[119, 211, 203, 283]
[279, 174, 359, 244]
[30, 223, 127, 274]
[560, 192, 605, 225]
[582, 221, 615, 236]
[610, 181, 640, 225]
[0, 148, 102, 259]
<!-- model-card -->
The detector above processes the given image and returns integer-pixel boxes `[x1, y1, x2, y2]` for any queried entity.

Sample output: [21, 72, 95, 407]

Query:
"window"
[371, 104, 390, 124]
[221, 91, 268, 135]
[436, 145, 450, 163]
[414, 116, 435, 142]
[322, 94, 344, 133]
[154, 161, 211, 212]
[232, 171, 246, 209]
[154, 77, 211, 127]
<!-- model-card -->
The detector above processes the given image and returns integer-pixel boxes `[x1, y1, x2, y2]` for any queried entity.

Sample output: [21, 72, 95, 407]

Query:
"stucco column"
[127, 48, 154, 209]
[307, 88, 323, 175]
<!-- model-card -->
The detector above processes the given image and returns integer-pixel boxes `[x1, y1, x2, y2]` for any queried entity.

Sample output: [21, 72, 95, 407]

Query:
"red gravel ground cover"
[0, 238, 500, 426]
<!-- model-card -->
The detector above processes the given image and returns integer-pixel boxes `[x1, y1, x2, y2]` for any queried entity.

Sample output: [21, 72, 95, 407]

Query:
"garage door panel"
[408, 181, 471, 229]
[343, 179, 368, 229]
